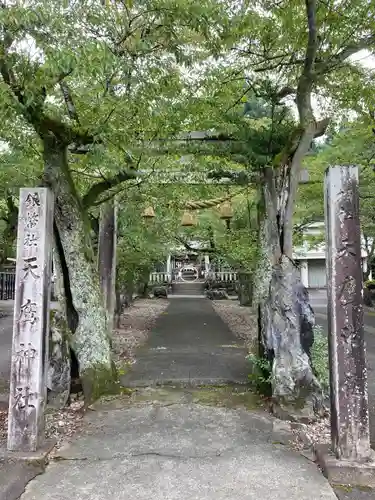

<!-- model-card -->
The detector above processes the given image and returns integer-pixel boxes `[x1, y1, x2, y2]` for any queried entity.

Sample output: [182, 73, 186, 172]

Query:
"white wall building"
[293, 222, 369, 289]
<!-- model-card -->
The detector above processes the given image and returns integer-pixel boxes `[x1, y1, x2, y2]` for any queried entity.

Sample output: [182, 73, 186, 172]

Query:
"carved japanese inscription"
[325, 166, 371, 461]
[24, 232, 39, 247]
[22, 256, 40, 280]
[7, 188, 54, 452]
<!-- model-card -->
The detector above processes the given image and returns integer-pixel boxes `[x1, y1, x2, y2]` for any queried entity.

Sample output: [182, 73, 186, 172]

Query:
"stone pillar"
[300, 260, 309, 288]
[324, 166, 371, 461]
[7, 188, 54, 452]
[362, 257, 367, 279]
[204, 254, 210, 276]
[166, 255, 171, 281]
[98, 199, 117, 331]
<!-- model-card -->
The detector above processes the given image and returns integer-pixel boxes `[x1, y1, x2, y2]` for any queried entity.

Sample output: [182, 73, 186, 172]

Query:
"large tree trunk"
[256, 5, 328, 414]
[46, 248, 71, 408]
[263, 255, 320, 403]
[43, 136, 117, 403]
[254, 172, 322, 416]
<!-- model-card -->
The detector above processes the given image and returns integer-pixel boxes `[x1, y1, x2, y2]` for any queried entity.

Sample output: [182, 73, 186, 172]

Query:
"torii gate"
[135, 167, 309, 185]
[98, 127, 311, 324]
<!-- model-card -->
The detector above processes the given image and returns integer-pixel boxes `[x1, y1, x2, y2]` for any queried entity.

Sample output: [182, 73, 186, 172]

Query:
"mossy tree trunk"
[254, 167, 322, 414]
[43, 136, 117, 404]
[47, 247, 71, 408]
[48, 309, 71, 408]
[253, 1, 331, 415]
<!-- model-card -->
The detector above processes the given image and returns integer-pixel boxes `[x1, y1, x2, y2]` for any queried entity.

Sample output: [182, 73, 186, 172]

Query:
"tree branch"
[295, 0, 318, 121]
[282, 0, 322, 257]
[1, 49, 94, 146]
[315, 117, 330, 137]
[0, 9, 95, 148]
[82, 169, 138, 208]
[59, 81, 80, 123]
[317, 35, 375, 74]
[207, 169, 255, 185]
[276, 86, 296, 101]
[304, 0, 318, 76]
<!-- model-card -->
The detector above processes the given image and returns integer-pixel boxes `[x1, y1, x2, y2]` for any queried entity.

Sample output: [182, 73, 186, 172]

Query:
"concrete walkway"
[20, 388, 336, 500]
[16, 298, 337, 500]
[121, 298, 250, 387]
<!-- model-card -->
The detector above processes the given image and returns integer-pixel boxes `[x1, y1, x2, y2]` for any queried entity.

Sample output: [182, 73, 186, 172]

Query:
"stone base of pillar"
[315, 444, 375, 488]
[0, 437, 56, 462]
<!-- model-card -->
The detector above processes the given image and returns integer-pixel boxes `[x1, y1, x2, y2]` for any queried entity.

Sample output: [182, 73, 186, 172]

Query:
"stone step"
[170, 290, 204, 297]
[170, 282, 205, 296]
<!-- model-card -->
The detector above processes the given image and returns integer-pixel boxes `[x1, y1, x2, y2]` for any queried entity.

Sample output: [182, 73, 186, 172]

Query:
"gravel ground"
[290, 418, 331, 451]
[211, 299, 258, 349]
[112, 298, 170, 367]
[0, 298, 169, 450]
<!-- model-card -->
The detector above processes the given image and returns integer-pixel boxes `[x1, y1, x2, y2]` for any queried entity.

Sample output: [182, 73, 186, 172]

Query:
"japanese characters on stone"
[7, 188, 54, 451]
[11, 192, 43, 431]
[20, 192, 42, 326]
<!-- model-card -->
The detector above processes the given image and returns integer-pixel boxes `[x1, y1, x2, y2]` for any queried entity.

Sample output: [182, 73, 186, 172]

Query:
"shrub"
[247, 352, 272, 396]
[311, 325, 329, 394]
[365, 280, 375, 290]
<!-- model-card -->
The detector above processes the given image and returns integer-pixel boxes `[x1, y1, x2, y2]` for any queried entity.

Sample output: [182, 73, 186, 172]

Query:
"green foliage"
[311, 326, 330, 395]
[365, 280, 375, 290]
[116, 192, 169, 291]
[2, 0, 375, 209]
[246, 353, 272, 396]
[299, 117, 375, 259]
[0, 219, 15, 265]
[5, 0, 375, 403]
[1, 0, 375, 289]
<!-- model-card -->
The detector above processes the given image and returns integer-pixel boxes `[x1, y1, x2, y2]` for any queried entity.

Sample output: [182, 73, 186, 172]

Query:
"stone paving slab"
[55, 402, 272, 461]
[21, 452, 335, 500]
[121, 350, 249, 387]
[0, 461, 43, 500]
[20, 398, 337, 500]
